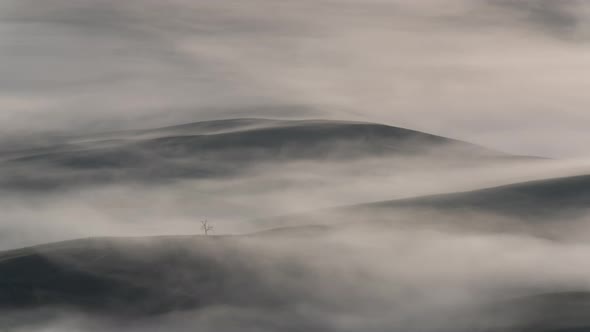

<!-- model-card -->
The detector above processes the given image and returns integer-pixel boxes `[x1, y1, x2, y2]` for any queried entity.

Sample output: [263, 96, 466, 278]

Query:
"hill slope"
[261, 174, 590, 237]
[1, 175, 590, 329]
[1, 234, 590, 331]
[358, 173, 590, 219]
[0, 236, 291, 316]
[0, 118, 519, 190]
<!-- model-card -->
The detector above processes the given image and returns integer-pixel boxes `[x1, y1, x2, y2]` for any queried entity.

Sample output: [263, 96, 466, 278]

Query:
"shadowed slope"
[261, 174, 590, 236]
[360, 173, 590, 219]
[0, 118, 521, 190]
[7, 118, 508, 165]
[1, 234, 590, 331]
[482, 292, 590, 332]
[1, 174, 590, 329]
[0, 236, 286, 316]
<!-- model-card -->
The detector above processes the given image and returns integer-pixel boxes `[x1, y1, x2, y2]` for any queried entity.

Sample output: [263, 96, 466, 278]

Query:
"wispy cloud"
[0, 0, 589, 156]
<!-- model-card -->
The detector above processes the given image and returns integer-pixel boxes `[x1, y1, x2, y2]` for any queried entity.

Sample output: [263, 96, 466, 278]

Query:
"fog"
[1, 0, 590, 331]
[1, 144, 588, 250]
[1, 0, 590, 156]
[0, 138, 589, 329]
[5, 225, 590, 331]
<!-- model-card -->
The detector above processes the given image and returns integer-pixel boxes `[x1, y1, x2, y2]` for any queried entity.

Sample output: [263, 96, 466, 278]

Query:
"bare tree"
[200, 219, 213, 236]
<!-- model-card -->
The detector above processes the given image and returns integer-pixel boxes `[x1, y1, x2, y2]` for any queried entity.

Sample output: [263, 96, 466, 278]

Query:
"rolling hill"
[1, 233, 590, 331]
[355, 173, 590, 219]
[0, 118, 525, 190]
[261, 174, 590, 235]
[0, 118, 585, 331]
[0, 173, 589, 330]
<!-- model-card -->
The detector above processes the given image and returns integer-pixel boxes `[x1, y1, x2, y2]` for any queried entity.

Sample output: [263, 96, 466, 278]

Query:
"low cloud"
[1, 0, 590, 156]
[1, 2, 589, 331]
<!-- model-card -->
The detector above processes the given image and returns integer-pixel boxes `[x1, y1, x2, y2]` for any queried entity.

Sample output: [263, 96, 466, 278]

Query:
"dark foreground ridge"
[0, 236, 276, 315]
[1, 234, 590, 331]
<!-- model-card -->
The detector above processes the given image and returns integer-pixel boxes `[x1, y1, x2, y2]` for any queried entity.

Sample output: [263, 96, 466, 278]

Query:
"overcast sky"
[1, 0, 589, 158]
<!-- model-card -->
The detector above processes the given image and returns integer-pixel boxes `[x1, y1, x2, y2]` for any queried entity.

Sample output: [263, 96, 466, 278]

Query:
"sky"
[1, 0, 590, 158]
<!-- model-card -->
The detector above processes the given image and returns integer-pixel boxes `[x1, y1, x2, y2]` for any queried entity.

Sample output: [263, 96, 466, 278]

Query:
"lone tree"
[200, 219, 213, 236]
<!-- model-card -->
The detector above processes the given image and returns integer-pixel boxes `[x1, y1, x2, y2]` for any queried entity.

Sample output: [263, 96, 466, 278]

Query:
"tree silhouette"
[201, 219, 213, 235]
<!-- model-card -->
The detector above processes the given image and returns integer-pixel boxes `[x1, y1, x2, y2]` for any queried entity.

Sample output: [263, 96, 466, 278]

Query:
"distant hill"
[355, 173, 590, 219]
[0, 118, 526, 190]
[260, 174, 590, 237]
